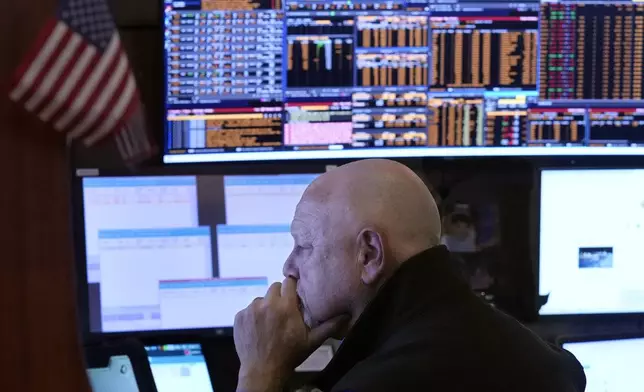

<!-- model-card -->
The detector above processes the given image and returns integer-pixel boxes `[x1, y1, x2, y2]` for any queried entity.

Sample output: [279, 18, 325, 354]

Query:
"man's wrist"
[236, 366, 289, 392]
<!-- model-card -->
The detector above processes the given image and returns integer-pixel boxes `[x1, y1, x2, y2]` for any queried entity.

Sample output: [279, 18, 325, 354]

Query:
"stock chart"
[163, 0, 644, 163]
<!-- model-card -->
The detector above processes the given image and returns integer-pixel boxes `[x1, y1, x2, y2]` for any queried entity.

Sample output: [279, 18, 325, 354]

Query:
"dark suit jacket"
[311, 246, 586, 392]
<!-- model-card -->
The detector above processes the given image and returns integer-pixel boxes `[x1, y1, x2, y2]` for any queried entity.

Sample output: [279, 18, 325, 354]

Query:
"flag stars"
[59, 0, 115, 49]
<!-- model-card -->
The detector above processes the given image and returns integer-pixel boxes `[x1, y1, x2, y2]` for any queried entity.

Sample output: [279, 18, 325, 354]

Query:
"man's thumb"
[307, 314, 350, 346]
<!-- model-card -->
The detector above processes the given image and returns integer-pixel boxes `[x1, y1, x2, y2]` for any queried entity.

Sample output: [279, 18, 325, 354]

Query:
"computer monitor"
[560, 334, 644, 392]
[163, 0, 644, 164]
[146, 344, 214, 392]
[79, 172, 319, 333]
[538, 168, 644, 316]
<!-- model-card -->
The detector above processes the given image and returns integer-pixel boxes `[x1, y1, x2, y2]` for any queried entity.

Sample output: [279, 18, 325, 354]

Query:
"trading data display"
[352, 91, 428, 109]
[427, 97, 485, 146]
[166, 9, 284, 104]
[355, 14, 430, 90]
[430, 11, 538, 93]
[528, 108, 586, 146]
[589, 108, 644, 146]
[202, 0, 283, 10]
[357, 15, 429, 48]
[286, 36, 354, 89]
[284, 100, 353, 145]
[352, 109, 429, 147]
[357, 53, 429, 87]
[167, 106, 283, 151]
[286, 13, 355, 92]
[540, 2, 644, 101]
[163, 0, 644, 163]
[484, 95, 531, 147]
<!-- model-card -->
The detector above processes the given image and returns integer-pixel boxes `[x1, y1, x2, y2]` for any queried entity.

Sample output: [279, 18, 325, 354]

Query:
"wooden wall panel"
[0, 1, 91, 391]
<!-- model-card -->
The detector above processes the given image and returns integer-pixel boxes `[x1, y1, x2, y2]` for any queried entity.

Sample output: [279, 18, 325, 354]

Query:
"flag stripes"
[9, 20, 144, 153]
[9, 3, 155, 163]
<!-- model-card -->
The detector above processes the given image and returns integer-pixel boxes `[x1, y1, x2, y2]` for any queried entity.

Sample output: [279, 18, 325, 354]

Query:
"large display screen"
[163, 0, 644, 163]
[82, 173, 318, 332]
[538, 168, 644, 316]
[563, 336, 644, 391]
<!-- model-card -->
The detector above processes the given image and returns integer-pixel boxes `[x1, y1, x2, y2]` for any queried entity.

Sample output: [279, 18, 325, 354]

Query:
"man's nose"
[283, 251, 299, 279]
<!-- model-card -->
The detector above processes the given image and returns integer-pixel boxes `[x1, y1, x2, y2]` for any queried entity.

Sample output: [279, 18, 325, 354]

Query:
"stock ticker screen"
[163, 0, 644, 163]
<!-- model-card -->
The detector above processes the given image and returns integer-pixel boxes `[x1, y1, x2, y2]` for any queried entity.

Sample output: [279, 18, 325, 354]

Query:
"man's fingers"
[266, 282, 282, 300]
[234, 309, 243, 327]
[281, 277, 298, 302]
[307, 314, 350, 347]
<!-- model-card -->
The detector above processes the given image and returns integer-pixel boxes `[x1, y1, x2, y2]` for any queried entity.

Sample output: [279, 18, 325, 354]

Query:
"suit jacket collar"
[314, 245, 471, 389]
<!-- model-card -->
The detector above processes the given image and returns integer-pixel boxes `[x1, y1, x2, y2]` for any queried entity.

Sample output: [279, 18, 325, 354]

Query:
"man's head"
[282, 159, 441, 334]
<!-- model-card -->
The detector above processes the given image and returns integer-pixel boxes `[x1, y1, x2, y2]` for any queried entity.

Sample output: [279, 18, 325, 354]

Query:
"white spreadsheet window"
[83, 176, 199, 283]
[159, 278, 268, 329]
[98, 227, 213, 332]
[223, 174, 318, 225]
[217, 225, 293, 285]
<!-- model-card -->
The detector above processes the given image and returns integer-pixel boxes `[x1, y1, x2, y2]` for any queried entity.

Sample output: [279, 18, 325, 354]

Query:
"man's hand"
[234, 278, 347, 392]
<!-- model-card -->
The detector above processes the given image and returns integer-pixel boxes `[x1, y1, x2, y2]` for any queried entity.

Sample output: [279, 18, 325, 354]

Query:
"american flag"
[8, 0, 155, 163]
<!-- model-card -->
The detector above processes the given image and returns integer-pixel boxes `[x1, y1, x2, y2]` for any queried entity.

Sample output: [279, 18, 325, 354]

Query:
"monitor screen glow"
[538, 169, 644, 316]
[146, 344, 213, 392]
[82, 173, 318, 333]
[162, 0, 644, 163]
[563, 337, 644, 392]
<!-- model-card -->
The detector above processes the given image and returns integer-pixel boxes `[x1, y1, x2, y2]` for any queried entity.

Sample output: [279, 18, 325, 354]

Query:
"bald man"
[233, 159, 585, 392]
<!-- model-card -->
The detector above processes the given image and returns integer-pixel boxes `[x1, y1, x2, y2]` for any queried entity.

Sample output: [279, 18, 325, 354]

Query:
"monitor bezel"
[534, 164, 644, 321]
[72, 163, 334, 341]
[163, 148, 644, 165]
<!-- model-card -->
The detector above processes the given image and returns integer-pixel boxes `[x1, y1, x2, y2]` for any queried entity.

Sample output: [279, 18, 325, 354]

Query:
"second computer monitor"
[561, 334, 644, 391]
[81, 173, 319, 333]
[538, 168, 644, 316]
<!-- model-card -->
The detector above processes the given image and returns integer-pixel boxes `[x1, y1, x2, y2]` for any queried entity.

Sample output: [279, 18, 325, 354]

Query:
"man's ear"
[357, 229, 385, 285]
